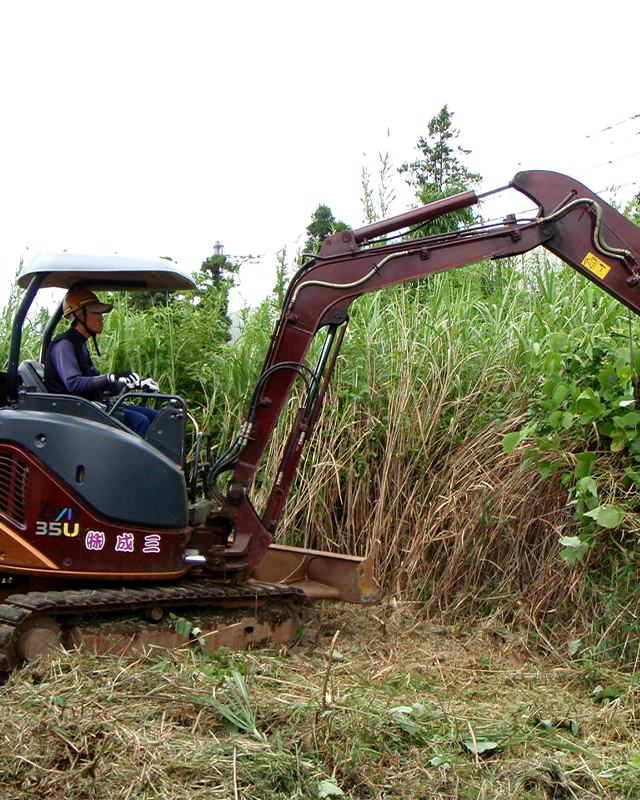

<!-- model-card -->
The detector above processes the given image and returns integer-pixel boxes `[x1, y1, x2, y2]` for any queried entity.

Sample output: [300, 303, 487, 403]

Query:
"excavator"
[0, 170, 639, 674]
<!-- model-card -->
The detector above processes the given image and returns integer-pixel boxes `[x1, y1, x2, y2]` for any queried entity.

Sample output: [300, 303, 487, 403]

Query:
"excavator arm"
[196, 171, 640, 579]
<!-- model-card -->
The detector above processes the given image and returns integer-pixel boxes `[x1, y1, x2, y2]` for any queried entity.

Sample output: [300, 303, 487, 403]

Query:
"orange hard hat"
[63, 290, 113, 318]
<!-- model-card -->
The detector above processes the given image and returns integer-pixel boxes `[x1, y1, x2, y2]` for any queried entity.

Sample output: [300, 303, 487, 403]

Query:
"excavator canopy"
[17, 252, 197, 291]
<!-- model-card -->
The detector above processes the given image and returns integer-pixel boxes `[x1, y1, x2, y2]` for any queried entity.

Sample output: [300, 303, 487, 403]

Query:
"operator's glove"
[108, 371, 140, 391]
[140, 377, 159, 393]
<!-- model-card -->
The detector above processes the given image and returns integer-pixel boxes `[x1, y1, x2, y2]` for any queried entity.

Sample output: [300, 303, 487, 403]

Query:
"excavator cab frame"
[6, 252, 197, 404]
[7, 253, 199, 487]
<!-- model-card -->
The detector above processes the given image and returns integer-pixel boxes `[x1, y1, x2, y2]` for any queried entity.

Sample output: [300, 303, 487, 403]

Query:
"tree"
[196, 251, 239, 344]
[303, 204, 349, 256]
[625, 191, 640, 227]
[398, 105, 481, 235]
[200, 253, 234, 284]
[127, 256, 178, 311]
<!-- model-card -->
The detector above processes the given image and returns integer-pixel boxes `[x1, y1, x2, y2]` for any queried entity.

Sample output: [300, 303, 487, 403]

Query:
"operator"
[43, 289, 159, 436]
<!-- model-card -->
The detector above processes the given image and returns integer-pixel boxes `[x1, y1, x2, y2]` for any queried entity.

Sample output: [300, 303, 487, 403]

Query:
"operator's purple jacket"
[46, 328, 110, 399]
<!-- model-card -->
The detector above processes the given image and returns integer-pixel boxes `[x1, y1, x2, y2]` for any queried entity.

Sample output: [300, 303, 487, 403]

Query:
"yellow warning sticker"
[581, 252, 611, 280]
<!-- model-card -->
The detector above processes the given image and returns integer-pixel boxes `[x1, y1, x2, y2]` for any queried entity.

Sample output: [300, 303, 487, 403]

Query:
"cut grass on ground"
[1, 603, 640, 799]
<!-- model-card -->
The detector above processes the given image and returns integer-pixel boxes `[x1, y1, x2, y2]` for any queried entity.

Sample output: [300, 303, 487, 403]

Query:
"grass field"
[2, 602, 640, 799]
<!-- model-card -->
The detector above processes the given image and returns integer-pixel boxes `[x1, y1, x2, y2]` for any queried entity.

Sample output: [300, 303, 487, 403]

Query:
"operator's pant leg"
[122, 405, 158, 436]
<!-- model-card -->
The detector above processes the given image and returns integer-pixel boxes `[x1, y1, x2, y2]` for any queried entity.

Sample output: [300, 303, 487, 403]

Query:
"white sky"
[0, 0, 639, 311]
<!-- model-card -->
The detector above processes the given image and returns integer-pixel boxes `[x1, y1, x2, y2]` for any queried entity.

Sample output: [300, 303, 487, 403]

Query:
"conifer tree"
[399, 105, 481, 234]
[303, 204, 349, 255]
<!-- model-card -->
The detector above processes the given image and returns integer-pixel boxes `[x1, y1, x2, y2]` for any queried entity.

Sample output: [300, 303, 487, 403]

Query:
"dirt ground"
[1, 601, 639, 799]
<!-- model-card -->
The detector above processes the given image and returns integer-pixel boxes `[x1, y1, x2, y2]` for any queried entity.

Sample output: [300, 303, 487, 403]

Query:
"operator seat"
[18, 358, 126, 425]
[17, 358, 184, 464]
[18, 360, 48, 393]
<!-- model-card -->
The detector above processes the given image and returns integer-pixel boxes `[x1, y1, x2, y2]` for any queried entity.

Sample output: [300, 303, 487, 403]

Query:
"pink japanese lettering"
[143, 535, 161, 554]
[85, 530, 106, 551]
[115, 533, 135, 553]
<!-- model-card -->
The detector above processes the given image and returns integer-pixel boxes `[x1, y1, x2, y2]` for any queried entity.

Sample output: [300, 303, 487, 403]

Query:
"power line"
[573, 149, 640, 177]
[477, 177, 640, 227]
[588, 130, 640, 147]
[585, 112, 640, 139]
[554, 114, 640, 186]
[599, 180, 640, 194]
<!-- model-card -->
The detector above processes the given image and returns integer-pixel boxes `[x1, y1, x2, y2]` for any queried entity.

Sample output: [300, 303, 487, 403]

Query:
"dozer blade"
[251, 544, 379, 605]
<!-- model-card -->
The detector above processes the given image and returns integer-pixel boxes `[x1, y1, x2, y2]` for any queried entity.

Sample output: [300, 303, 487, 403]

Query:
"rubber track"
[0, 579, 305, 674]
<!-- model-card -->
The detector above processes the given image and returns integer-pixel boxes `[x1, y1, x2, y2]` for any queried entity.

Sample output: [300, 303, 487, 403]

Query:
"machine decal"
[35, 520, 80, 537]
[39, 503, 78, 522]
[81, 531, 162, 554]
[85, 530, 106, 551]
[581, 252, 611, 280]
[143, 535, 161, 554]
[115, 533, 135, 553]
[111, 533, 162, 554]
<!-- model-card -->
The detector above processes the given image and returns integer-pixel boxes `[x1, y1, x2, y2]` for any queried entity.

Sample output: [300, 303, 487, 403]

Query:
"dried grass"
[2, 605, 640, 799]
[279, 389, 580, 634]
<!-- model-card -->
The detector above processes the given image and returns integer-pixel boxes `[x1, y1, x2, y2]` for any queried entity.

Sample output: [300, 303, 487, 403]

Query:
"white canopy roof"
[17, 252, 197, 291]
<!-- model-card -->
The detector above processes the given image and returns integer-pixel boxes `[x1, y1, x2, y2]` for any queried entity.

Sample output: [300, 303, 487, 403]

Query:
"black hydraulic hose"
[245, 361, 316, 422]
[271, 327, 340, 489]
[206, 361, 318, 500]
[541, 198, 635, 266]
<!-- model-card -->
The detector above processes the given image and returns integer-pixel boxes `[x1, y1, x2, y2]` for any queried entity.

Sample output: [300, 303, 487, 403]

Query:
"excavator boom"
[204, 171, 640, 577]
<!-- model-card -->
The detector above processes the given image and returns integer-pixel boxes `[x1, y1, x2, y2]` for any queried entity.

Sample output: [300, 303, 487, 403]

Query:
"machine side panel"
[0, 442, 188, 578]
[0, 409, 188, 528]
